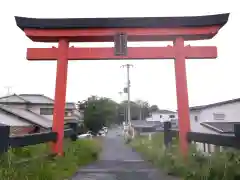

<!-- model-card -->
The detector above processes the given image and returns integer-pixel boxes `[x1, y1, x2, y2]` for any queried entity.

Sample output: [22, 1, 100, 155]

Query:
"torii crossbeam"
[15, 13, 229, 156]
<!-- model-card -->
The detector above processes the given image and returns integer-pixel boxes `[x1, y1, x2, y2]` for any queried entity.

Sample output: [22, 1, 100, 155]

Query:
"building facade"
[146, 109, 178, 127]
[0, 94, 83, 135]
[190, 98, 240, 153]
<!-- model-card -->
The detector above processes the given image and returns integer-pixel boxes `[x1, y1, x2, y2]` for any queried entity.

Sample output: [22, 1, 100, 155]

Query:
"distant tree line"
[77, 95, 160, 134]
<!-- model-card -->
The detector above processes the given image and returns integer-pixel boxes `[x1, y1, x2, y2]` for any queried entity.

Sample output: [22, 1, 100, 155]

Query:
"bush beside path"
[0, 139, 101, 180]
[131, 133, 240, 180]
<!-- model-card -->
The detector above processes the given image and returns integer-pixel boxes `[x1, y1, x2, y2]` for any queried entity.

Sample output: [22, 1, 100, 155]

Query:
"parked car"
[97, 130, 106, 136]
[77, 131, 93, 139]
[102, 127, 108, 133]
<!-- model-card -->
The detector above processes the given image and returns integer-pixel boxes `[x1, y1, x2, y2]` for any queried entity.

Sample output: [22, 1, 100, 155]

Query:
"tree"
[118, 100, 150, 121]
[149, 105, 159, 112]
[118, 101, 138, 121]
[78, 96, 118, 134]
[77, 100, 88, 111]
[135, 99, 150, 120]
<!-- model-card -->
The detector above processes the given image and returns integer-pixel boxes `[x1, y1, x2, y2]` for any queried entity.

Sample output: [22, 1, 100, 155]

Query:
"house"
[190, 97, 240, 153]
[131, 120, 162, 134]
[0, 104, 52, 135]
[0, 94, 83, 135]
[146, 109, 178, 127]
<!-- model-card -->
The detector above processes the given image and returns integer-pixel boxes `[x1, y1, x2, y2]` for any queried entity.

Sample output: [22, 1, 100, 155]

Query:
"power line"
[121, 64, 133, 125]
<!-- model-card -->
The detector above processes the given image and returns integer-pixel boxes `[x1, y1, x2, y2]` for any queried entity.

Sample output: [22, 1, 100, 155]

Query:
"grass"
[0, 139, 101, 180]
[131, 133, 240, 180]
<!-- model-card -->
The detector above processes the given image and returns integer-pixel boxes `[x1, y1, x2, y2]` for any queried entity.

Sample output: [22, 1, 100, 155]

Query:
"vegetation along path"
[71, 128, 179, 180]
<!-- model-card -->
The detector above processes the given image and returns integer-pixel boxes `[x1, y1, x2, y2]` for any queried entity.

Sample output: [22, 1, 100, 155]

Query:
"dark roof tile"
[15, 13, 229, 30]
[190, 98, 240, 111]
[201, 122, 240, 134]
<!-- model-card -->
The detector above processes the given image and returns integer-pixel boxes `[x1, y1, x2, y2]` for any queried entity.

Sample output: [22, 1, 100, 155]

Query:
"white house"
[190, 98, 240, 153]
[0, 94, 83, 135]
[146, 109, 178, 127]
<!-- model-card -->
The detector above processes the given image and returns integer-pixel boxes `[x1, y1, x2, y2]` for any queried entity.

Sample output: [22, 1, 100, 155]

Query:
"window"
[65, 108, 73, 116]
[40, 108, 53, 115]
[65, 111, 72, 116]
[194, 116, 198, 122]
[169, 115, 175, 118]
[213, 113, 225, 120]
[64, 124, 70, 129]
[159, 115, 162, 118]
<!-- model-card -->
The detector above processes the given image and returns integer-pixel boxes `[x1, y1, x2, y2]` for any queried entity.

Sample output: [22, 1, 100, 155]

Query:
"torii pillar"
[15, 13, 229, 156]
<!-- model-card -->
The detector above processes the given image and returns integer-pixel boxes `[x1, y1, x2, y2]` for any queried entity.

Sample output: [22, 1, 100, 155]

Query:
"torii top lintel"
[15, 13, 229, 42]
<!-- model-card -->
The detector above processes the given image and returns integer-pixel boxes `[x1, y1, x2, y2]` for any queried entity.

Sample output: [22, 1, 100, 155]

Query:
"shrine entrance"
[15, 13, 229, 156]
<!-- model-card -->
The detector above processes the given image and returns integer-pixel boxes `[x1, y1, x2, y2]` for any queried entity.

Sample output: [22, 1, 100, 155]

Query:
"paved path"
[71, 128, 179, 180]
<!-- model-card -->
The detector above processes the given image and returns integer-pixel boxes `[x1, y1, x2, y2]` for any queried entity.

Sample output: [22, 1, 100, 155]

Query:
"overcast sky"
[0, 0, 236, 110]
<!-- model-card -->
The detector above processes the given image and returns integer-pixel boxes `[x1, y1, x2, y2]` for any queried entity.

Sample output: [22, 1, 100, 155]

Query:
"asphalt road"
[72, 128, 179, 180]
[99, 128, 142, 161]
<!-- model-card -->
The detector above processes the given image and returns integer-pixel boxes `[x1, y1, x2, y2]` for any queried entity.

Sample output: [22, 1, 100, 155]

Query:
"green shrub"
[131, 133, 240, 180]
[0, 139, 101, 180]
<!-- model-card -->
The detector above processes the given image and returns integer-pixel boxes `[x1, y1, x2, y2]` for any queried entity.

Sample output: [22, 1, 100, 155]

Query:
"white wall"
[146, 112, 177, 122]
[200, 102, 240, 123]
[28, 104, 53, 120]
[30, 104, 77, 121]
[5, 104, 76, 121]
[190, 101, 240, 133]
[190, 101, 240, 153]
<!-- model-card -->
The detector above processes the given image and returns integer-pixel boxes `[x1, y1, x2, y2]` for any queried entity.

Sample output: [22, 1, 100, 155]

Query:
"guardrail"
[163, 121, 240, 152]
[0, 122, 78, 154]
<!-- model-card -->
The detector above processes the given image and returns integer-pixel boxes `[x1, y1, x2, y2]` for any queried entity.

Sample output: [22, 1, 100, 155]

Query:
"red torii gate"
[15, 13, 229, 156]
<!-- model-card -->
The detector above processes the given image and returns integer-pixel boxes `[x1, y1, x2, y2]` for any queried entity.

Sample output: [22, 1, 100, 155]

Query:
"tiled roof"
[19, 94, 75, 106]
[0, 94, 76, 108]
[190, 98, 240, 111]
[19, 94, 54, 104]
[153, 109, 176, 114]
[0, 109, 31, 127]
[0, 105, 52, 128]
[0, 94, 30, 103]
[200, 121, 240, 134]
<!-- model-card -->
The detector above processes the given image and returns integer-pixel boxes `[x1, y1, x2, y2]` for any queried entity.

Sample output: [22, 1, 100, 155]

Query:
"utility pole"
[139, 104, 142, 120]
[121, 64, 133, 125]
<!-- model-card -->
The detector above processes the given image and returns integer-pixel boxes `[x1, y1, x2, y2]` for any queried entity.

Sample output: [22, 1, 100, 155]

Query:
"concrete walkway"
[71, 128, 179, 180]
